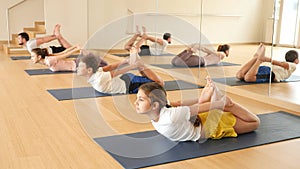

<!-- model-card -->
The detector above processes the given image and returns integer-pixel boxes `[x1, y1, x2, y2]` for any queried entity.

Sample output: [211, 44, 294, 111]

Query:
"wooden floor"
[1, 44, 300, 169]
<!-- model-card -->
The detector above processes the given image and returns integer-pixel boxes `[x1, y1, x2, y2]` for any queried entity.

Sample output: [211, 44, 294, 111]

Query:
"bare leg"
[138, 64, 164, 86]
[236, 43, 265, 80]
[198, 77, 215, 103]
[202, 77, 260, 134]
[35, 24, 58, 46]
[54, 24, 72, 48]
[224, 97, 260, 134]
[206, 78, 260, 134]
[124, 25, 141, 51]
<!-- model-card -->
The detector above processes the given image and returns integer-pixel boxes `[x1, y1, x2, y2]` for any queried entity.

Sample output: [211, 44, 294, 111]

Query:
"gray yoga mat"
[94, 111, 300, 169]
[151, 62, 241, 69]
[11, 55, 79, 60]
[25, 69, 75, 75]
[10, 56, 31, 60]
[111, 53, 175, 57]
[47, 80, 203, 101]
[212, 75, 300, 86]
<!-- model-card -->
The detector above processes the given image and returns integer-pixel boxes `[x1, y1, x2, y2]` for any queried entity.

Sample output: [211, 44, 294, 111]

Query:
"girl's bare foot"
[258, 54, 271, 62]
[129, 46, 141, 65]
[199, 76, 215, 103]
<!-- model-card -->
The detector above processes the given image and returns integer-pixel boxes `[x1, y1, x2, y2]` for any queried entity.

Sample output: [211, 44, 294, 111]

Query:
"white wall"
[0, 0, 10, 40]
[0, 0, 44, 41]
[0, 0, 276, 48]
[86, 0, 271, 49]
[44, 0, 88, 47]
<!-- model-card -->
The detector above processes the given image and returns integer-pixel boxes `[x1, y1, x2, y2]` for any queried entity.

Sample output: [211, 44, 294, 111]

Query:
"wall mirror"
[73, 0, 300, 144]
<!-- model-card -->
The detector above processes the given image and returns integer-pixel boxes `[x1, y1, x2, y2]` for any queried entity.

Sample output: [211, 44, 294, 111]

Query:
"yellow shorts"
[198, 109, 237, 139]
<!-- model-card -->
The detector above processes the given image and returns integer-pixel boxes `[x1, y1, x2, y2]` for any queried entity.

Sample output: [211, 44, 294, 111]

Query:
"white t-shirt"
[272, 62, 297, 82]
[26, 39, 54, 54]
[88, 67, 127, 94]
[151, 106, 201, 141]
[26, 39, 38, 53]
[149, 40, 168, 55]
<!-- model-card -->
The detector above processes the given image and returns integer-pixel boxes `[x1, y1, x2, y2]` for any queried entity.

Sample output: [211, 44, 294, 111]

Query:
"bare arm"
[271, 60, 289, 69]
[53, 46, 80, 60]
[189, 100, 225, 117]
[200, 46, 217, 55]
[35, 35, 57, 46]
[170, 99, 198, 107]
[102, 59, 129, 72]
[109, 64, 136, 78]
[144, 35, 164, 45]
[52, 45, 78, 56]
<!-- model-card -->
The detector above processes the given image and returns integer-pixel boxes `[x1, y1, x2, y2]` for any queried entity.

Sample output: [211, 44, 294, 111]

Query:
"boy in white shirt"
[77, 47, 164, 94]
[124, 26, 171, 56]
[236, 43, 299, 83]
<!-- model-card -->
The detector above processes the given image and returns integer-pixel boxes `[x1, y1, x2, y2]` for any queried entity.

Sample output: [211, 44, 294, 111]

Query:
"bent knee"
[171, 57, 183, 66]
[244, 75, 256, 82]
[158, 79, 165, 87]
[236, 72, 244, 80]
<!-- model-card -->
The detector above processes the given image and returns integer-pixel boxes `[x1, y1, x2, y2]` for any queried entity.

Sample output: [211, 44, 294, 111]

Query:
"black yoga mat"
[25, 69, 75, 75]
[111, 53, 175, 57]
[212, 75, 300, 86]
[151, 62, 241, 69]
[47, 80, 203, 101]
[94, 111, 300, 169]
[11, 55, 79, 60]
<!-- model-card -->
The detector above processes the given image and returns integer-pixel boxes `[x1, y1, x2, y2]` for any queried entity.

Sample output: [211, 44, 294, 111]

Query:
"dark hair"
[163, 33, 171, 41]
[139, 82, 168, 110]
[18, 32, 30, 41]
[285, 50, 299, 62]
[217, 44, 230, 53]
[31, 48, 49, 59]
[80, 53, 100, 73]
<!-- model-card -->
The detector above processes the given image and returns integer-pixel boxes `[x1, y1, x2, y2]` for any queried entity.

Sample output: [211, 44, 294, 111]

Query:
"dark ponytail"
[217, 44, 230, 54]
[31, 48, 49, 59]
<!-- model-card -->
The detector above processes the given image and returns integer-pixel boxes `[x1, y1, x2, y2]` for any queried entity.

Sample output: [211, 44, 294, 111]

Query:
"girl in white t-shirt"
[135, 77, 260, 142]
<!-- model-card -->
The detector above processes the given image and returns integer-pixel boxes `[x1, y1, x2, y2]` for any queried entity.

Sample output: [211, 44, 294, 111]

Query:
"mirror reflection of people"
[124, 26, 171, 56]
[236, 43, 299, 82]
[171, 44, 230, 67]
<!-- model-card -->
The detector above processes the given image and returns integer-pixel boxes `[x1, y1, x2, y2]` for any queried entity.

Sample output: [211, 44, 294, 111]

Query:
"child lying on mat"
[31, 46, 108, 72]
[30, 24, 108, 72]
[171, 44, 230, 67]
[31, 45, 80, 72]
[77, 46, 164, 94]
[236, 43, 299, 82]
[124, 25, 171, 56]
[134, 76, 260, 142]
